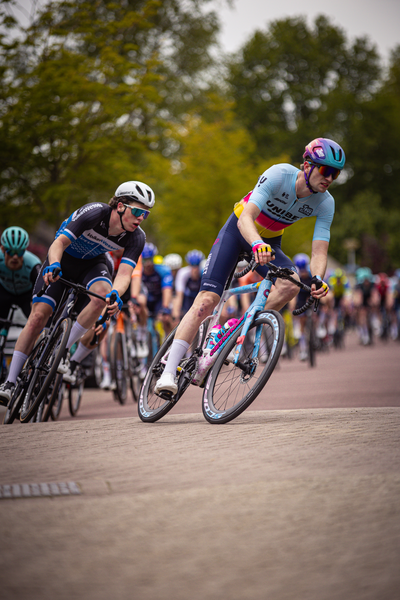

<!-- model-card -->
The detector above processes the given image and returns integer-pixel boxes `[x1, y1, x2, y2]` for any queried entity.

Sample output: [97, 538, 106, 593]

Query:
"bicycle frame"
[200, 274, 275, 366]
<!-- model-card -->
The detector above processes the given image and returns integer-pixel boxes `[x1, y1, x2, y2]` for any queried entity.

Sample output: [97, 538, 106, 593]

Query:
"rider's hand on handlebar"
[251, 240, 273, 266]
[43, 262, 62, 285]
[106, 289, 123, 315]
[310, 275, 329, 298]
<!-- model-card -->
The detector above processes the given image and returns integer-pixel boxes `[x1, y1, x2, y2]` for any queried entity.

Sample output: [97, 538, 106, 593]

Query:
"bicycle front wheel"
[111, 332, 129, 405]
[202, 310, 285, 424]
[20, 318, 72, 423]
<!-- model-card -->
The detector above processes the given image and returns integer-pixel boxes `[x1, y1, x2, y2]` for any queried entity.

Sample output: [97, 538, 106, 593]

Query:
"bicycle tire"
[42, 373, 64, 421]
[3, 380, 26, 424]
[20, 318, 72, 423]
[68, 368, 85, 417]
[202, 310, 285, 424]
[307, 316, 316, 368]
[138, 327, 184, 423]
[3, 332, 48, 424]
[111, 332, 129, 405]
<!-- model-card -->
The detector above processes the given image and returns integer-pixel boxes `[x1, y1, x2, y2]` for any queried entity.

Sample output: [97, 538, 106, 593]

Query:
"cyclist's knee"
[28, 303, 51, 332]
[192, 291, 220, 317]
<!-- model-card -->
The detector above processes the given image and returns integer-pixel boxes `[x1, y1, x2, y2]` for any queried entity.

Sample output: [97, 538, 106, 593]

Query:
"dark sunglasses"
[122, 203, 150, 219]
[5, 248, 25, 257]
[309, 162, 341, 180]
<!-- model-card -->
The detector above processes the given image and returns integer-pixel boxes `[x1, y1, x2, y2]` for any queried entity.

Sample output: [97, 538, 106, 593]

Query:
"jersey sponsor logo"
[298, 204, 313, 216]
[202, 252, 212, 275]
[72, 203, 103, 222]
[81, 229, 120, 251]
[257, 175, 267, 187]
[266, 200, 300, 222]
[274, 196, 288, 205]
[203, 282, 217, 288]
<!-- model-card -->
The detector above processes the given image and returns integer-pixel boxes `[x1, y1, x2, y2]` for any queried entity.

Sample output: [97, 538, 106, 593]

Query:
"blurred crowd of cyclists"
[1, 225, 400, 404]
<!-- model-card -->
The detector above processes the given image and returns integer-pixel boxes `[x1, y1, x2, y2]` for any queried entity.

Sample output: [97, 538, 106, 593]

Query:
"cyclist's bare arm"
[237, 203, 272, 265]
[108, 263, 133, 315]
[310, 240, 329, 298]
[44, 235, 71, 285]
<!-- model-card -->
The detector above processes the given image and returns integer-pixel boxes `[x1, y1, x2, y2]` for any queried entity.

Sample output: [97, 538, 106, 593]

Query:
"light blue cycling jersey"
[0, 250, 41, 294]
[233, 163, 335, 241]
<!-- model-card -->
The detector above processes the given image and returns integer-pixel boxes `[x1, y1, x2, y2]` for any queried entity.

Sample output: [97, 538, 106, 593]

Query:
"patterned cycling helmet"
[303, 138, 346, 170]
[1, 226, 29, 255]
[115, 181, 155, 208]
[164, 253, 183, 270]
[142, 242, 158, 260]
[293, 253, 310, 271]
[185, 249, 205, 266]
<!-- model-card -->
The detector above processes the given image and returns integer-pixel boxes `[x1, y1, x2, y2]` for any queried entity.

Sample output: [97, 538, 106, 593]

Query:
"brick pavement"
[0, 333, 399, 599]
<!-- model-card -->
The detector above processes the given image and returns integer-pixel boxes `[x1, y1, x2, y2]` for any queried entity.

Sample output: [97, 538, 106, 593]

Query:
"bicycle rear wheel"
[68, 364, 85, 416]
[20, 318, 72, 423]
[42, 374, 64, 421]
[202, 310, 285, 424]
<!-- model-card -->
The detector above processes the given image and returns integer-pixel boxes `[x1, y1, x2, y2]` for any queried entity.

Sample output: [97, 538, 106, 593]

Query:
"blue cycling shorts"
[200, 213, 295, 298]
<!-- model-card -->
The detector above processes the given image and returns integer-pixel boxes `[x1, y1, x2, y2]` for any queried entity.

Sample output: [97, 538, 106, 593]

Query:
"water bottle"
[205, 324, 222, 351]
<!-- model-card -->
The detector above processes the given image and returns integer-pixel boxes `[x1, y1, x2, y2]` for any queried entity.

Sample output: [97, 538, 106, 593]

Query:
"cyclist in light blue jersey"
[155, 137, 346, 395]
[0, 181, 155, 406]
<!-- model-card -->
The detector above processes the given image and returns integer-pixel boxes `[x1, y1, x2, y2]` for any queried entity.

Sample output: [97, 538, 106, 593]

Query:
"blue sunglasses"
[123, 203, 150, 220]
[5, 248, 25, 257]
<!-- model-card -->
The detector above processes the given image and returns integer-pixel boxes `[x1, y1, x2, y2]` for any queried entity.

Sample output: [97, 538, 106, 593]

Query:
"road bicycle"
[138, 254, 316, 425]
[3, 273, 112, 424]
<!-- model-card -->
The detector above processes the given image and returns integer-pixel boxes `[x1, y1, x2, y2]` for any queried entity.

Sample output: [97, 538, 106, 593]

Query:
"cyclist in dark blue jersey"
[156, 137, 346, 395]
[0, 180, 155, 406]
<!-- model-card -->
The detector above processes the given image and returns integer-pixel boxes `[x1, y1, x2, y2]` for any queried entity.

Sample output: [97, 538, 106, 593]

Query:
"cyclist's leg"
[154, 216, 243, 394]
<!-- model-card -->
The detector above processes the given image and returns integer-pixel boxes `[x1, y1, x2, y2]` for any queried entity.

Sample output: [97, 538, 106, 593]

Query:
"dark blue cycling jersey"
[56, 202, 145, 269]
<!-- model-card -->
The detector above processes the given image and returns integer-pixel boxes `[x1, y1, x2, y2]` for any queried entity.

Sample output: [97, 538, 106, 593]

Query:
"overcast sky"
[10, 0, 400, 63]
[216, 0, 400, 62]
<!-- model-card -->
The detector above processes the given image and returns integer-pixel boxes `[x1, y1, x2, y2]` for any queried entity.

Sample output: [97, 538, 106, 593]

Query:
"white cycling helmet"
[164, 253, 183, 270]
[115, 181, 155, 208]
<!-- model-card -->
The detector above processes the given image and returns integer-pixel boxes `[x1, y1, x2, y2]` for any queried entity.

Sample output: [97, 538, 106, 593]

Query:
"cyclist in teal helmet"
[0, 227, 41, 314]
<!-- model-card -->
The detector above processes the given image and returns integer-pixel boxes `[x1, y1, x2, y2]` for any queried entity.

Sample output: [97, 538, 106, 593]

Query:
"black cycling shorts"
[0, 284, 33, 319]
[32, 252, 113, 312]
[200, 212, 295, 298]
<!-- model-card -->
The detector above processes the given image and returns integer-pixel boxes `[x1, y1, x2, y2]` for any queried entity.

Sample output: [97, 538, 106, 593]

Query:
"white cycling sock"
[70, 342, 92, 364]
[7, 351, 28, 384]
[67, 322, 88, 349]
[163, 339, 190, 376]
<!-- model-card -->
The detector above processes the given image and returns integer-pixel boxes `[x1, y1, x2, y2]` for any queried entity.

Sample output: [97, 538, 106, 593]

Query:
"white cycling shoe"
[154, 372, 178, 396]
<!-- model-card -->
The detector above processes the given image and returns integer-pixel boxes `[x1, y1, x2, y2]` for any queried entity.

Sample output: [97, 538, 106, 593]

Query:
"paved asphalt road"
[0, 330, 399, 600]
[57, 330, 400, 421]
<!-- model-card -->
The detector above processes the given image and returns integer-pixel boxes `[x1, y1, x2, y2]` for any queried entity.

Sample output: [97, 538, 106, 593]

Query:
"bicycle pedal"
[157, 391, 174, 402]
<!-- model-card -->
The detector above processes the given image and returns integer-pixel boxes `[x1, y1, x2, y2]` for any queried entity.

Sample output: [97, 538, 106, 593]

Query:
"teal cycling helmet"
[1, 226, 29, 256]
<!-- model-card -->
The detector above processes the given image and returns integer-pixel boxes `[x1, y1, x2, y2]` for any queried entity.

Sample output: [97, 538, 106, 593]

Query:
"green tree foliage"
[151, 109, 270, 256]
[0, 0, 221, 229]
